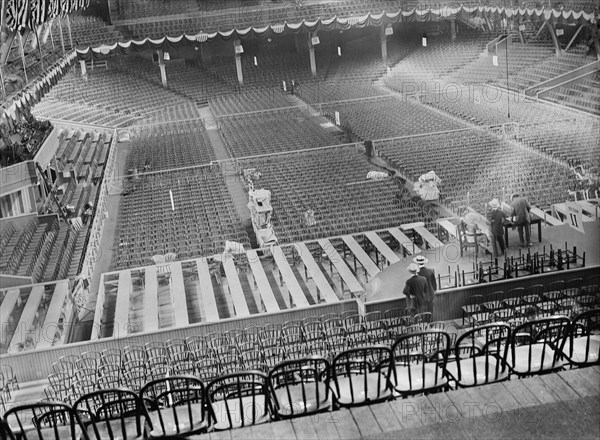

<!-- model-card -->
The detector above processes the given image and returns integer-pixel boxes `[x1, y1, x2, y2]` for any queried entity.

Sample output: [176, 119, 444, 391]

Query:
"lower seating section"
[377, 129, 573, 213]
[113, 166, 249, 270]
[3, 305, 598, 437]
[126, 121, 216, 172]
[241, 147, 436, 243]
[321, 95, 464, 140]
[543, 71, 600, 116]
[219, 108, 345, 158]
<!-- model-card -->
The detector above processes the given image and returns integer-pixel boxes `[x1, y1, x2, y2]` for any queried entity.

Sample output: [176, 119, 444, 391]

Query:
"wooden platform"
[190, 366, 600, 440]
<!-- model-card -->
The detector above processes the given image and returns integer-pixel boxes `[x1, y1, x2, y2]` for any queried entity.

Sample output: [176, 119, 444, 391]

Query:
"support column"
[234, 39, 243, 85]
[450, 19, 457, 41]
[544, 21, 562, 56]
[380, 25, 389, 64]
[157, 50, 167, 87]
[308, 32, 318, 77]
[80, 60, 87, 76]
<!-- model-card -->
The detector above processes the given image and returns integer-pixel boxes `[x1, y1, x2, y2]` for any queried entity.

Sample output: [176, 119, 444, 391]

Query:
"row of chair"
[3, 310, 598, 438]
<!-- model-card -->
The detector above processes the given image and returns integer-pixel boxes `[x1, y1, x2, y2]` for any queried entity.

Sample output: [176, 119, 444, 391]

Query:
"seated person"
[463, 220, 488, 254]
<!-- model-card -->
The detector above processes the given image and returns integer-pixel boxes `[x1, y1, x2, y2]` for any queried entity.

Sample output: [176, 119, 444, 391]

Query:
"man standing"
[414, 255, 436, 315]
[510, 193, 532, 247]
[403, 263, 428, 315]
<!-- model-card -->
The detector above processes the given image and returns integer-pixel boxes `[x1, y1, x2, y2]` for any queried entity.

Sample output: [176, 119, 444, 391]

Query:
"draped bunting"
[3, 0, 91, 32]
[1, 51, 77, 128]
[75, 5, 596, 60]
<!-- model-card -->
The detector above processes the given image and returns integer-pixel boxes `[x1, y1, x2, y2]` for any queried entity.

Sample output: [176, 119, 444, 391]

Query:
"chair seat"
[273, 381, 330, 416]
[87, 416, 144, 440]
[211, 394, 270, 430]
[147, 403, 207, 437]
[508, 343, 565, 374]
[445, 357, 509, 387]
[392, 363, 447, 393]
[564, 335, 600, 365]
[332, 372, 391, 405]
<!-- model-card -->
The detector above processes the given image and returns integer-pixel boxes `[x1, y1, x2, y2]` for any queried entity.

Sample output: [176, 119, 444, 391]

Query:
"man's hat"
[408, 263, 419, 274]
[413, 255, 428, 265]
[488, 198, 501, 209]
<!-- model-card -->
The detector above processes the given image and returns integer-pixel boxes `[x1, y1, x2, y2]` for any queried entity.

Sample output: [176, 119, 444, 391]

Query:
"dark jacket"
[489, 209, 507, 236]
[403, 274, 428, 309]
[418, 266, 437, 302]
[511, 197, 531, 224]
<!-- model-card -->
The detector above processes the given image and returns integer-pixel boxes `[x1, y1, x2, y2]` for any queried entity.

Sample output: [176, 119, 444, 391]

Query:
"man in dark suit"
[403, 263, 428, 315]
[414, 255, 436, 316]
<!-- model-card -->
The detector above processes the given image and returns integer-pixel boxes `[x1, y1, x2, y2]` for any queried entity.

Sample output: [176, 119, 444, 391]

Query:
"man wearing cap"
[414, 255, 436, 315]
[403, 263, 428, 315]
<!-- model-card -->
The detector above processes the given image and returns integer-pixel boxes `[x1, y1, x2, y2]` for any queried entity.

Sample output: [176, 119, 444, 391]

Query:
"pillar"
[157, 50, 167, 87]
[450, 19, 457, 41]
[308, 32, 318, 77]
[80, 60, 87, 76]
[380, 26, 389, 64]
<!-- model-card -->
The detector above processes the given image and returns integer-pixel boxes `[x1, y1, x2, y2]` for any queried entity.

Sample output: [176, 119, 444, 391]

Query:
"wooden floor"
[191, 366, 600, 440]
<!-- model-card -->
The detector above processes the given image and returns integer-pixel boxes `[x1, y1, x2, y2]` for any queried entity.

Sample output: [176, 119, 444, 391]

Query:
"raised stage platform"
[367, 220, 600, 302]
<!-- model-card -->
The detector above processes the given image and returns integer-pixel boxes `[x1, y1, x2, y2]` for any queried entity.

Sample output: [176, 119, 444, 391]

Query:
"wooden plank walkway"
[293, 243, 339, 304]
[530, 206, 563, 226]
[414, 225, 444, 249]
[272, 246, 310, 308]
[36, 281, 69, 349]
[341, 235, 380, 278]
[388, 227, 421, 255]
[113, 270, 132, 337]
[190, 366, 599, 440]
[364, 231, 400, 265]
[0, 288, 21, 345]
[222, 255, 250, 317]
[196, 258, 219, 322]
[9, 286, 44, 351]
[143, 265, 159, 333]
[246, 250, 280, 313]
[169, 261, 190, 327]
[317, 239, 363, 296]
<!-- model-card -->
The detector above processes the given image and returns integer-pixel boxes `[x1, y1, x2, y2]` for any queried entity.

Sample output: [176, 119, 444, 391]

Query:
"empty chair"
[207, 371, 271, 430]
[140, 376, 207, 437]
[74, 389, 148, 440]
[390, 330, 450, 396]
[4, 402, 84, 440]
[563, 308, 600, 366]
[461, 295, 483, 325]
[329, 345, 393, 407]
[445, 323, 511, 387]
[507, 316, 570, 377]
[268, 356, 331, 419]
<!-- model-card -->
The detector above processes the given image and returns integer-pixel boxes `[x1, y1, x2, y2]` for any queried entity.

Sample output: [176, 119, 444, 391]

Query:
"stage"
[366, 220, 600, 302]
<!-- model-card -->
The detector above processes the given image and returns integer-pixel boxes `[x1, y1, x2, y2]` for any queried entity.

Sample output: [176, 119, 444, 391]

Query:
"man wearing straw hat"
[488, 198, 507, 257]
[403, 263, 428, 315]
[414, 255, 436, 315]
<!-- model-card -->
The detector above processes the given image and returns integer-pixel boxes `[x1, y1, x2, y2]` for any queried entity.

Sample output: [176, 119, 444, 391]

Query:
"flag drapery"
[4, 0, 90, 32]
[72, 5, 597, 60]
